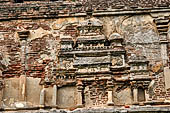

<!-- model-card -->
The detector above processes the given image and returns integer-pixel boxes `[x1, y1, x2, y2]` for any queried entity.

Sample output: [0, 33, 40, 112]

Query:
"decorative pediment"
[109, 33, 123, 46]
[77, 18, 103, 36]
[109, 33, 122, 40]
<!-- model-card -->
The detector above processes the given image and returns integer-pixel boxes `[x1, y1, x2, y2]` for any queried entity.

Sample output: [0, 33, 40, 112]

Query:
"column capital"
[107, 79, 114, 90]
[18, 30, 30, 40]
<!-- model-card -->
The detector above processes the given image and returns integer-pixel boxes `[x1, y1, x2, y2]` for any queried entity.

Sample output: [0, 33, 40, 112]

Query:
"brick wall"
[0, 0, 170, 20]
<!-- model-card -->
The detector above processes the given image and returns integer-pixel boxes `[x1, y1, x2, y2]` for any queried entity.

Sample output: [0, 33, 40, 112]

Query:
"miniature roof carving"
[109, 33, 123, 41]
[77, 18, 104, 38]
[78, 18, 103, 27]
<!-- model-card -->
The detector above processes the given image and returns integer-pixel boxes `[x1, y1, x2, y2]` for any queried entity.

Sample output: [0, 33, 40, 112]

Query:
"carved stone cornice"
[1, 1, 170, 21]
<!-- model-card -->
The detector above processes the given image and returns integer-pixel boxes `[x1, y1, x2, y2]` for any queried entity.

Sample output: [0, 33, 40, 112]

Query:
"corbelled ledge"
[0, 1, 170, 21]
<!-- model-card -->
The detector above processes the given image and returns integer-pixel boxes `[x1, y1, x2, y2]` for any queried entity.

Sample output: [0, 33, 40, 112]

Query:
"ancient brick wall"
[0, 0, 170, 111]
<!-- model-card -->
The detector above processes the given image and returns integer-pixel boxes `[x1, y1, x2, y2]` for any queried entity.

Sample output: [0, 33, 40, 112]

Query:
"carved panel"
[57, 86, 77, 109]
[111, 56, 123, 66]
[74, 56, 110, 65]
[84, 81, 108, 106]
[77, 18, 103, 36]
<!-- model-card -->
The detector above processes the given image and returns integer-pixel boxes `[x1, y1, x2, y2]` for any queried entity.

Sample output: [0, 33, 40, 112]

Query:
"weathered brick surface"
[0, 19, 60, 79]
[0, 0, 170, 110]
[0, 16, 166, 105]
[0, 0, 169, 20]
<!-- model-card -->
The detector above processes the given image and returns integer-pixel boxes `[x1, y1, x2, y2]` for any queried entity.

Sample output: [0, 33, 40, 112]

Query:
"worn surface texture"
[0, 0, 170, 112]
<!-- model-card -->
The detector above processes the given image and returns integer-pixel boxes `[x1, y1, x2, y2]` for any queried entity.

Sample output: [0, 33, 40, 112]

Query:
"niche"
[104, 40, 110, 46]
[57, 86, 77, 109]
[137, 87, 145, 102]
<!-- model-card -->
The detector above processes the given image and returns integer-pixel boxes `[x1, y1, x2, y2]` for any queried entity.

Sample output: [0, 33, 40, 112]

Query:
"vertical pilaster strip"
[52, 85, 58, 108]
[77, 80, 83, 108]
[160, 37, 168, 66]
[145, 89, 150, 102]
[18, 31, 30, 102]
[133, 87, 138, 104]
[107, 79, 114, 106]
[40, 87, 46, 108]
[18, 31, 29, 74]
[19, 75, 26, 101]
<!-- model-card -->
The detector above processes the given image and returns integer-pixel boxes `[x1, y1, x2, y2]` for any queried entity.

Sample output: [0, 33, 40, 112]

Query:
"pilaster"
[40, 87, 46, 109]
[52, 85, 58, 109]
[76, 80, 83, 108]
[17, 31, 30, 102]
[107, 79, 114, 106]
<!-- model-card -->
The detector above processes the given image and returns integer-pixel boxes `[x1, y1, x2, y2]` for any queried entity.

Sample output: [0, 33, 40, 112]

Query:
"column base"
[107, 102, 114, 106]
[51, 105, 58, 109]
[39, 105, 45, 109]
[139, 102, 144, 106]
[132, 102, 139, 105]
[76, 104, 83, 108]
